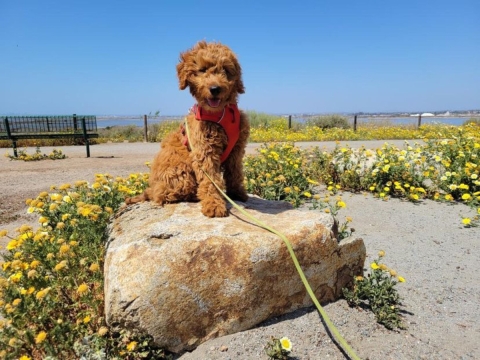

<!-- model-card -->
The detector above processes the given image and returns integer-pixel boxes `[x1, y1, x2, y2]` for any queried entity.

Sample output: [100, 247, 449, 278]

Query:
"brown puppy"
[126, 41, 249, 217]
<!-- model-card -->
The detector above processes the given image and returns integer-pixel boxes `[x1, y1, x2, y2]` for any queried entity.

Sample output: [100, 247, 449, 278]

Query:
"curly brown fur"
[126, 41, 249, 217]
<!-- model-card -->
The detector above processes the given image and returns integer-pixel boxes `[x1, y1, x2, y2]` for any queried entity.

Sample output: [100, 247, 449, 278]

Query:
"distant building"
[421, 113, 435, 117]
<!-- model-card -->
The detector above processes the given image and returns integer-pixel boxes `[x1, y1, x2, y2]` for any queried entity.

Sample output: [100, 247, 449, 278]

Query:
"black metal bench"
[0, 114, 98, 158]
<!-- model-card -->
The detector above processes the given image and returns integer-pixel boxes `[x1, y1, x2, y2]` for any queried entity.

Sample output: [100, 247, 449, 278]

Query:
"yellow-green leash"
[185, 120, 361, 360]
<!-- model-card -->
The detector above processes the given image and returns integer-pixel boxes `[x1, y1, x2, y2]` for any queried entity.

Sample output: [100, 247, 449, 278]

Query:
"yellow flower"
[19, 356, 32, 360]
[389, 269, 397, 277]
[370, 262, 379, 270]
[12, 298, 22, 306]
[0, 230, 7, 238]
[284, 187, 291, 194]
[10, 272, 22, 283]
[379, 264, 388, 271]
[355, 275, 364, 281]
[337, 201, 346, 208]
[127, 341, 138, 351]
[462, 193, 471, 201]
[398, 276, 406, 283]
[6, 239, 18, 251]
[279, 337, 292, 352]
[35, 331, 47, 344]
[378, 250, 385, 257]
[89, 263, 100, 272]
[59, 183, 71, 190]
[303, 192, 312, 198]
[98, 326, 109, 336]
[462, 218, 471, 225]
[36, 289, 48, 300]
[77, 283, 89, 294]
[83, 315, 91, 324]
[54, 260, 68, 271]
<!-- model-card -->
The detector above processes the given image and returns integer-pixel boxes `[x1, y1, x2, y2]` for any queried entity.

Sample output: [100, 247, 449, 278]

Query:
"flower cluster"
[0, 173, 157, 359]
[343, 251, 406, 330]
[249, 120, 478, 143]
[5, 147, 66, 161]
[243, 143, 318, 207]
[308, 124, 480, 226]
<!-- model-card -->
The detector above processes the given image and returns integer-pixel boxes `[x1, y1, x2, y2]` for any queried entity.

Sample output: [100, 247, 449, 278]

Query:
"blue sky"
[1, 0, 479, 116]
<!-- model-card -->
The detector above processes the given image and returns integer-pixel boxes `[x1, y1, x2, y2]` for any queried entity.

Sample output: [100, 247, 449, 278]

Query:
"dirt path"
[1, 141, 479, 359]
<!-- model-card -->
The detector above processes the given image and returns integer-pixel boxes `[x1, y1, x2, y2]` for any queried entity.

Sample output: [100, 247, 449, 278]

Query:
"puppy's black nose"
[209, 86, 221, 96]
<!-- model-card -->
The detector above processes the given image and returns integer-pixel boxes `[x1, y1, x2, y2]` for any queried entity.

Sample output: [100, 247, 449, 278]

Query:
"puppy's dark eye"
[199, 67, 207, 73]
[223, 67, 233, 78]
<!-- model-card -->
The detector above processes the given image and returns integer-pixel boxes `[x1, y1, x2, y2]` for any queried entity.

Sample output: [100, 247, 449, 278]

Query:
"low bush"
[306, 114, 351, 130]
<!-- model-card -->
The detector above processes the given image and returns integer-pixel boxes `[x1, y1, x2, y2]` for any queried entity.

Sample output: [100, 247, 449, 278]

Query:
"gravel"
[1, 142, 479, 360]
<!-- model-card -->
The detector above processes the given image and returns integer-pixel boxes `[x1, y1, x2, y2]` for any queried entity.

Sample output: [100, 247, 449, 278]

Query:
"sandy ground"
[1, 141, 479, 359]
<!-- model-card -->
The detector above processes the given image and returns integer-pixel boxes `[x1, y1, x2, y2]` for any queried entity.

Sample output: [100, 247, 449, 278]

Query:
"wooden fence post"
[353, 115, 357, 132]
[288, 115, 292, 129]
[80, 117, 91, 158]
[73, 113, 78, 132]
[417, 114, 422, 129]
[143, 115, 148, 142]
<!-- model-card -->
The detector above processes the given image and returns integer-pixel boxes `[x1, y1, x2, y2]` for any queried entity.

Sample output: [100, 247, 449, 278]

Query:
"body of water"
[353, 116, 474, 126]
[96, 116, 478, 128]
[96, 116, 181, 128]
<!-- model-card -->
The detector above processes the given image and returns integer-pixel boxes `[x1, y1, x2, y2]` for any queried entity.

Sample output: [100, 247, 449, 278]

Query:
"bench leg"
[85, 139, 91, 158]
[12, 141, 18, 157]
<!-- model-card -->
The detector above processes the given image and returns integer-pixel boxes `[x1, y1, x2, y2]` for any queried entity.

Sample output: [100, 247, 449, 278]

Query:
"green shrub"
[306, 114, 351, 130]
[245, 111, 282, 129]
[463, 117, 480, 126]
[343, 251, 406, 330]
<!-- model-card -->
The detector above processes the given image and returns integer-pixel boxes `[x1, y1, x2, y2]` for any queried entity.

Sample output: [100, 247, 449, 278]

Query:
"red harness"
[181, 103, 240, 163]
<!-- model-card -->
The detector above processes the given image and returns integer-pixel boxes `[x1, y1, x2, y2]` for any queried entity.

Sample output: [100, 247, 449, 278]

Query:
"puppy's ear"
[177, 42, 205, 90]
[236, 78, 245, 94]
[235, 63, 245, 94]
[176, 52, 190, 90]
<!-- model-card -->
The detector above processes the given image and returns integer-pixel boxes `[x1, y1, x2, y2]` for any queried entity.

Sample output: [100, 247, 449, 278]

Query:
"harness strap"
[181, 103, 240, 163]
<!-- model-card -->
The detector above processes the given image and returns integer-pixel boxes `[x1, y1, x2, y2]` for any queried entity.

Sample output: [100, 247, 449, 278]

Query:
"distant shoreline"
[96, 115, 478, 128]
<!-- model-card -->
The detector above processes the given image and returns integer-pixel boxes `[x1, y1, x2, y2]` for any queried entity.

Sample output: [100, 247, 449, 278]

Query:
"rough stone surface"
[104, 197, 366, 353]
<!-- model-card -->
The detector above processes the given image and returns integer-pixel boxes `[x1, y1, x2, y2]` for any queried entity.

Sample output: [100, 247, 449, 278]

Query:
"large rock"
[104, 197, 365, 353]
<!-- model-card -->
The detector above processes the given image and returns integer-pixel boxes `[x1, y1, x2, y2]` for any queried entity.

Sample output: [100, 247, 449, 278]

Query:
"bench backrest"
[1, 115, 97, 135]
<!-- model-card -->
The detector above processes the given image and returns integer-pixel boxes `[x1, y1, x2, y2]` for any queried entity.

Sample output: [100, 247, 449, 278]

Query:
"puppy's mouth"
[207, 98, 221, 108]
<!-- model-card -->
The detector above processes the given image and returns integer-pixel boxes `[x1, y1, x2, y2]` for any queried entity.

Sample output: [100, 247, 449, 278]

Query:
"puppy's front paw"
[201, 201, 228, 218]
